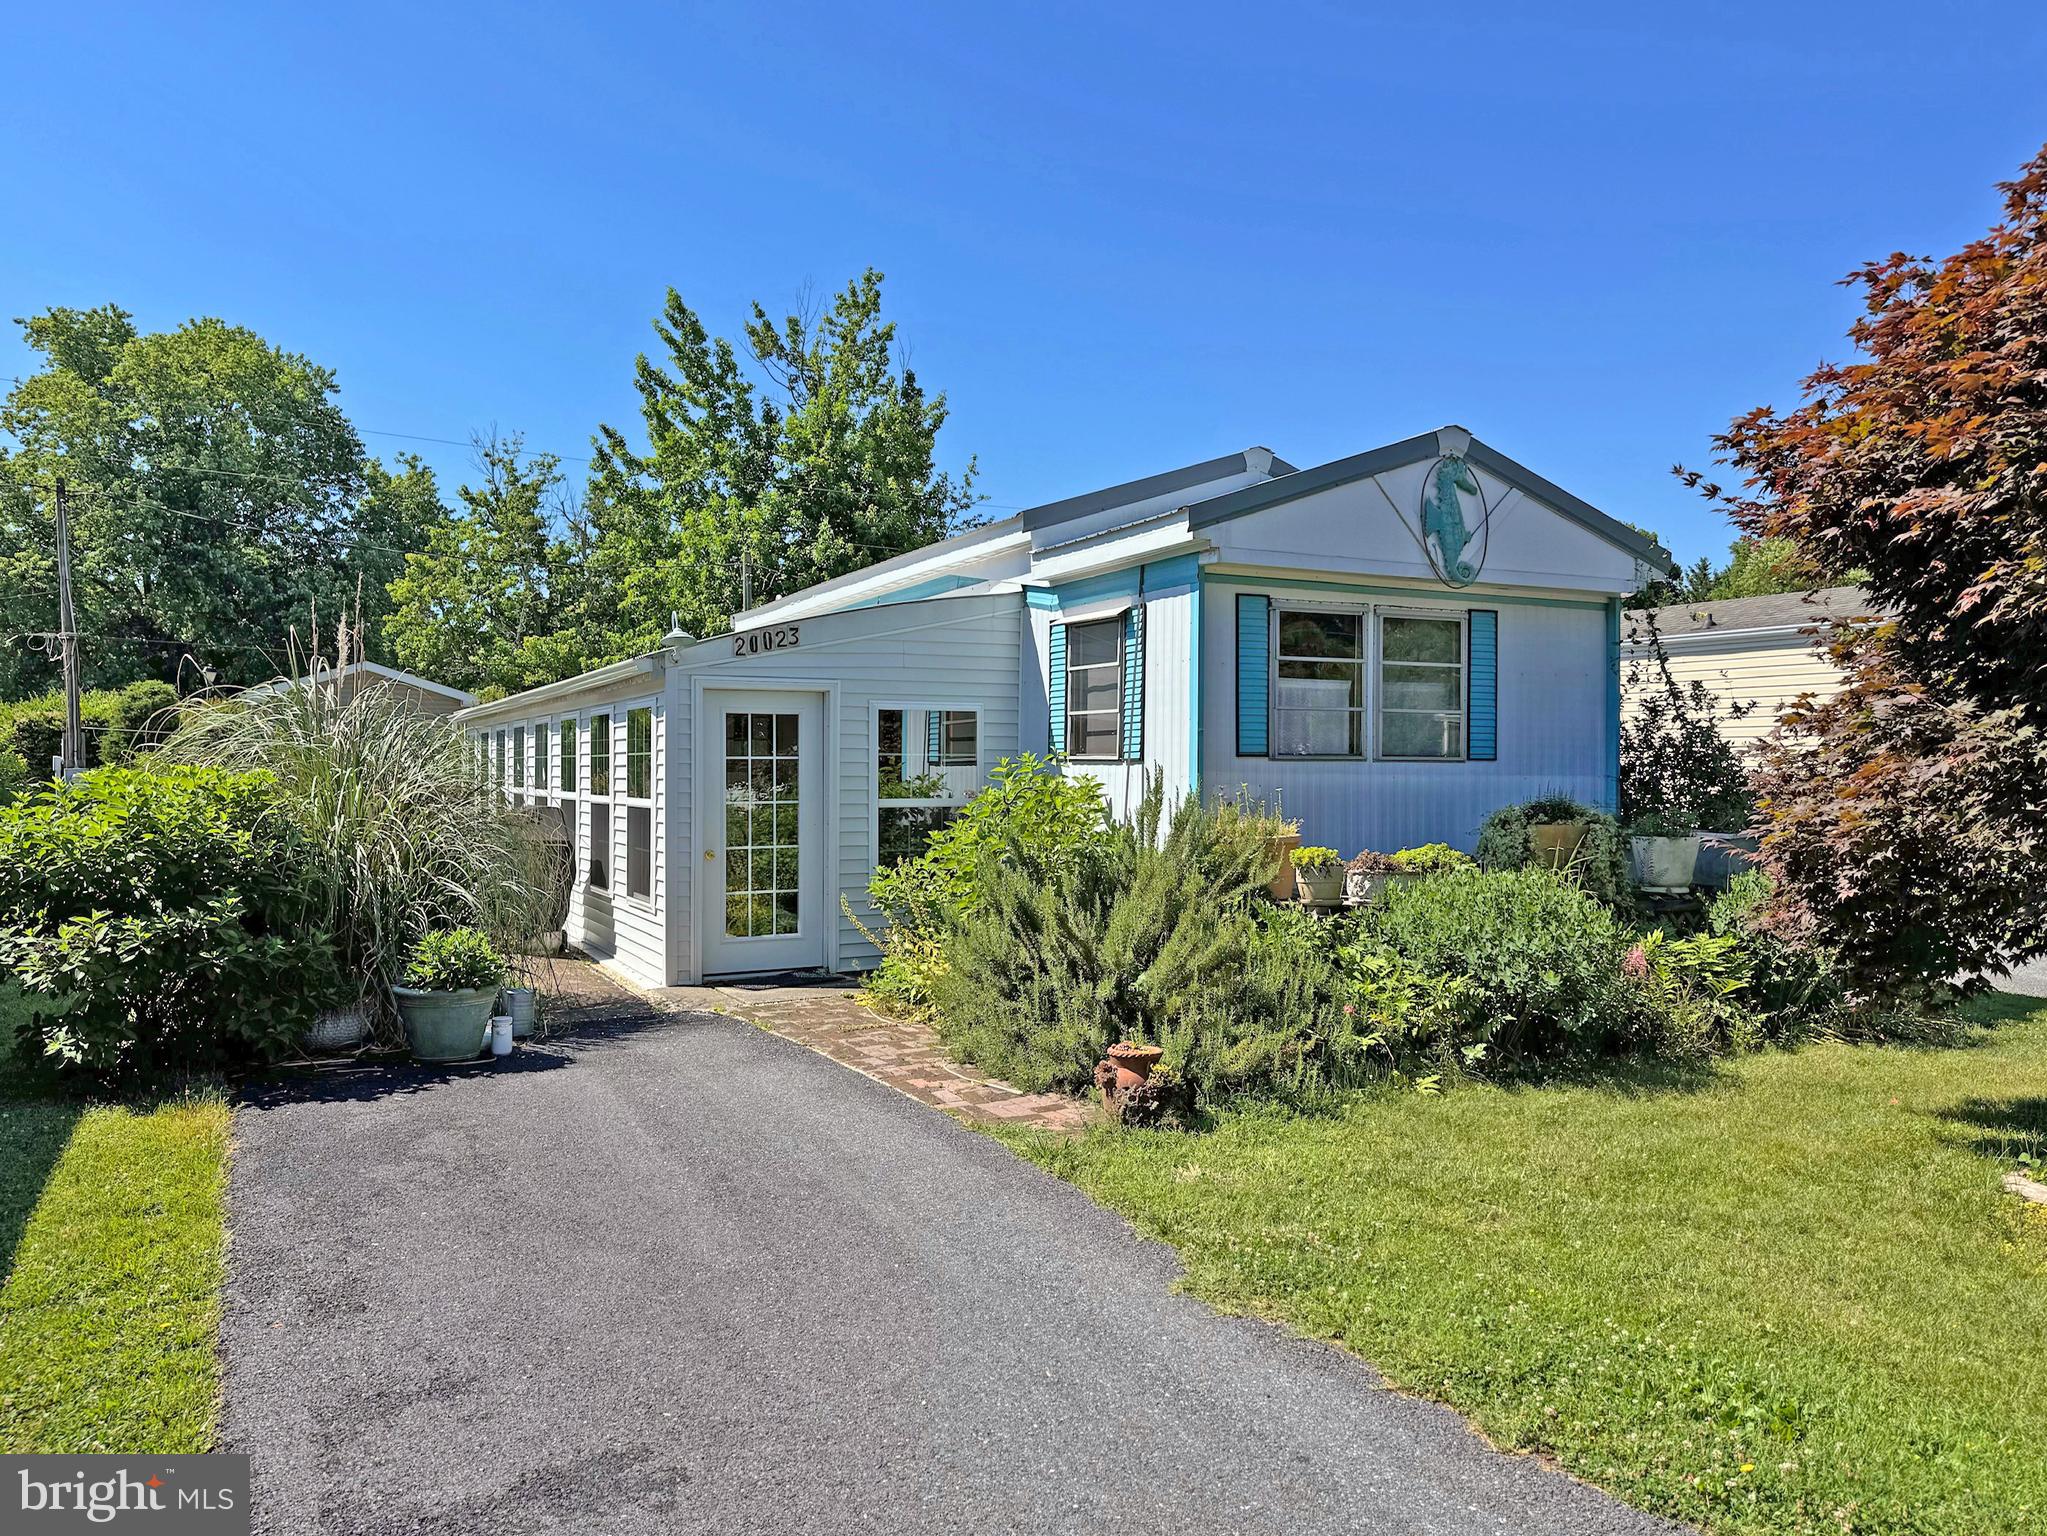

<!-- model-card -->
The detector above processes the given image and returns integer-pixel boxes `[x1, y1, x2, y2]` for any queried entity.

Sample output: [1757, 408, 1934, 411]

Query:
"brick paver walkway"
[597, 967, 1099, 1134]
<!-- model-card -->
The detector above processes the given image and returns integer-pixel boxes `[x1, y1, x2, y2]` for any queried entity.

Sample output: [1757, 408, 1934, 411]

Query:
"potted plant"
[1266, 818, 1303, 901]
[1389, 842, 1474, 877]
[1628, 808, 1704, 893]
[393, 927, 505, 1063]
[1095, 1041, 1166, 1107]
[1522, 795, 1590, 870]
[1292, 845, 1344, 906]
[1343, 849, 1398, 905]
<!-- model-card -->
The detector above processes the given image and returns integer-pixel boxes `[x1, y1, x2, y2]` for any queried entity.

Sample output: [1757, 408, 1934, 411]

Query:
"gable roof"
[1182, 427, 1674, 574]
[1017, 446, 1295, 532]
[1626, 585, 1886, 641]
[241, 660, 478, 707]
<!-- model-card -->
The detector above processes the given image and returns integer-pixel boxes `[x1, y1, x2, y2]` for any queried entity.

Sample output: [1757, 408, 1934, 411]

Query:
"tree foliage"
[586, 269, 977, 647]
[0, 306, 401, 692]
[1688, 145, 2047, 997]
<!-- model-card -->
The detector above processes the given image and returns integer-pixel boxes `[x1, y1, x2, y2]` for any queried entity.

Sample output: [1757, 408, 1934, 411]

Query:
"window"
[533, 719, 548, 792]
[875, 706, 982, 866]
[1274, 609, 1365, 757]
[1378, 612, 1465, 760]
[935, 710, 977, 767]
[512, 725, 526, 790]
[559, 719, 577, 793]
[587, 713, 611, 889]
[589, 713, 611, 797]
[625, 706, 653, 901]
[494, 729, 507, 788]
[724, 710, 801, 937]
[1064, 619, 1123, 760]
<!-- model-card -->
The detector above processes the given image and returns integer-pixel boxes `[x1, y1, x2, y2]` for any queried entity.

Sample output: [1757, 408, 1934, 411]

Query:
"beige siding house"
[1622, 586, 1881, 749]
[243, 661, 477, 718]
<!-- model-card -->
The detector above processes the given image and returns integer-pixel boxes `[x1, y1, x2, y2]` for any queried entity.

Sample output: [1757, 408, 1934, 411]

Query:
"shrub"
[158, 678, 557, 1039]
[0, 745, 28, 807]
[402, 928, 504, 991]
[1621, 620, 1753, 834]
[0, 767, 340, 1083]
[1474, 797, 1631, 908]
[1356, 866, 1638, 1057]
[0, 681, 183, 773]
[1708, 870, 1845, 1034]
[1626, 929, 1762, 1057]
[1389, 842, 1473, 875]
[1292, 845, 1340, 873]
[924, 772, 1285, 1096]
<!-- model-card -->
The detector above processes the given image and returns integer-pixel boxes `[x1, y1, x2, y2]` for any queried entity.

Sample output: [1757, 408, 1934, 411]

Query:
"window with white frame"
[1064, 619, 1123, 760]
[1377, 611, 1466, 760]
[512, 725, 526, 794]
[1273, 608, 1366, 757]
[587, 712, 611, 890]
[624, 705, 653, 902]
[555, 717, 577, 878]
[875, 706, 982, 867]
[558, 718, 578, 794]
[533, 718, 549, 793]
[494, 728, 508, 789]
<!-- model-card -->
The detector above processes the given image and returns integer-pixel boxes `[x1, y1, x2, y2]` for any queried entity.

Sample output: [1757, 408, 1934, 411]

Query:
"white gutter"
[454, 653, 664, 723]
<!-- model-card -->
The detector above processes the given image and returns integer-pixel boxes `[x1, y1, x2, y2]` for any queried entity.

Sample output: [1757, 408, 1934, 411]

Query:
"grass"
[0, 983, 231, 1453]
[996, 994, 2047, 1536]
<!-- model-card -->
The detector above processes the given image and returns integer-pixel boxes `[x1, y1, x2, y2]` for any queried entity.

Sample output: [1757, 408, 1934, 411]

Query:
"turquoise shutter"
[1048, 622, 1067, 754]
[927, 710, 942, 762]
[1120, 605, 1144, 761]
[1468, 609, 1498, 760]
[1236, 595, 1269, 757]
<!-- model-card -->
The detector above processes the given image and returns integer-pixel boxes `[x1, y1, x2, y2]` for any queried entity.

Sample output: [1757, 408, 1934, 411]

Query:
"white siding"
[1622, 631, 1846, 751]
[1200, 578, 1611, 856]
[668, 594, 1023, 981]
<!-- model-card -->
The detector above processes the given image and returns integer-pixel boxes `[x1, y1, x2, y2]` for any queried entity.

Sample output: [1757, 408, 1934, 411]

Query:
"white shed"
[459, 426, 1667, 988]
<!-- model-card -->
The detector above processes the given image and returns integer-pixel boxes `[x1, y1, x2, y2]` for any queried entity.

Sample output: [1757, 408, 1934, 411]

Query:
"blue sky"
[5, 2, 2043, 566]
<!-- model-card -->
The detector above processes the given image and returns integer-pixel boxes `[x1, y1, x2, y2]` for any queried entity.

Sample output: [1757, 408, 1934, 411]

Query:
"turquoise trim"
[1121, 606, 1144, 760]
[1024, 588, 1062, 611]
[1468, 609, 1498, 761]
[1139, 551, 1202, 590]
[1604, 597, 1622, 811]
[1189, 582, 1203, 796]
[1199, 569, 1608, 613]
[1047, 622, 1067, 753]
[1041, 567, 1141, 608]
[847, 573, 979, 609]
[1235, 594, 1270, 756]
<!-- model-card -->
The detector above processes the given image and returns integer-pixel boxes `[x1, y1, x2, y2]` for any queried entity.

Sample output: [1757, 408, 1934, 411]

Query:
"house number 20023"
[732, 625, 800, 657]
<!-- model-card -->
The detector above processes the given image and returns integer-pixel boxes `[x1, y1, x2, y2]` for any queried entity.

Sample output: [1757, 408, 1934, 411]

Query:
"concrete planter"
[1266, 832, 1302, 901]
[1294, 866, 1346, 906]
[1631, 833, 1703, 893]
[1344, 869, 1416, 907]
[392, 985, 498, 1063]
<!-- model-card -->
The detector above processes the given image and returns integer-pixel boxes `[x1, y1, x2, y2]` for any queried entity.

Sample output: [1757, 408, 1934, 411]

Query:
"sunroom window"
[1378, 612, 1466, 760]
[1064, 619, 1123, 760]
[625, 706, 653, 901]
[875, 706, 981, 866]
[587, 713, 611, 890]
[1274, 608, 1365, 757]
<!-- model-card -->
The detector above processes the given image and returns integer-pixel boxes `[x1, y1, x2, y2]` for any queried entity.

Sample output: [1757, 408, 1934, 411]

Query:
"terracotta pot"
[1266, 832, 1302, 901]
[1528, 820, 1589, 871]
[1104, 1041, 1165, 1097]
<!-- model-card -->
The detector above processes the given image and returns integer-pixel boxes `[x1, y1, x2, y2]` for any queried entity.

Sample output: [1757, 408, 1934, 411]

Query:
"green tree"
[586, 269, 976, 648]
[384, 435, 591, 698]
[0, 306, 391, 693]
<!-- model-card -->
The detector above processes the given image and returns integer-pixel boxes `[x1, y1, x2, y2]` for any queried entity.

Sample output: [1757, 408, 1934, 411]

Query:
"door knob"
[705, 849, 716, 861]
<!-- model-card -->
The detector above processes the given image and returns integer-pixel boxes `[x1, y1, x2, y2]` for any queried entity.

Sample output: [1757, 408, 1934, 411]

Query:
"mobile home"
[458, 426, 1669, 988]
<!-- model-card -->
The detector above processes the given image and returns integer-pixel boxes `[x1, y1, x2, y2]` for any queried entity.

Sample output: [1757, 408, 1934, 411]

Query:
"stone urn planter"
[1631, 832, 1704, 894]
[1342, 853, 1414, 907]
[393, 986, 497, 1063]
[1528, 820, 1589, 871]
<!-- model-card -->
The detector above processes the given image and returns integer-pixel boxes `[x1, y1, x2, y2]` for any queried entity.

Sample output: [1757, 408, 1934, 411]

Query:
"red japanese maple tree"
[1689, 145, 2047, 1001]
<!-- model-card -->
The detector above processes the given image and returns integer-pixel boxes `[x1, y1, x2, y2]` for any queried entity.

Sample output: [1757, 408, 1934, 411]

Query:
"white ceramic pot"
[1632, 833, 1703, 893]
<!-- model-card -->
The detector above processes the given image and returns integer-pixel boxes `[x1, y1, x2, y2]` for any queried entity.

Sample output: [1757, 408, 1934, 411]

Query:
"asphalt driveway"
[223, 974, 1682, 1535]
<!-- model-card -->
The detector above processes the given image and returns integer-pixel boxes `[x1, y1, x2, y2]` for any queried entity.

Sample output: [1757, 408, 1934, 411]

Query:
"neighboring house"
[457, 425, 1669, 987]
[1621, 586, 1883, 750]
[242, 661, 477, 718]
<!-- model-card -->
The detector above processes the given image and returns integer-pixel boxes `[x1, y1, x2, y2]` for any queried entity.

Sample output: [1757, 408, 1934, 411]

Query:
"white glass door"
[700, 691, 825, 976]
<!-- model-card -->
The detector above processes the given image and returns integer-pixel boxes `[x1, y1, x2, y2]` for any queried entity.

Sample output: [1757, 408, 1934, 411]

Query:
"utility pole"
[53, 478, 83, 778]
[740, 548, 752, 610]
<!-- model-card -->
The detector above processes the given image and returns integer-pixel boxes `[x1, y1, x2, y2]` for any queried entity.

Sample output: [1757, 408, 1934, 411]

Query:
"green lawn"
[998, 995, 2047, 1536]
[0, 985, 230, 1453]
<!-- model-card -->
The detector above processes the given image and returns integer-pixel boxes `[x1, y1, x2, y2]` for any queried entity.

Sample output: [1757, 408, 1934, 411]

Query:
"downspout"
[1605, 595, 1622, 813]
[1189, 570, 1204, 801]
